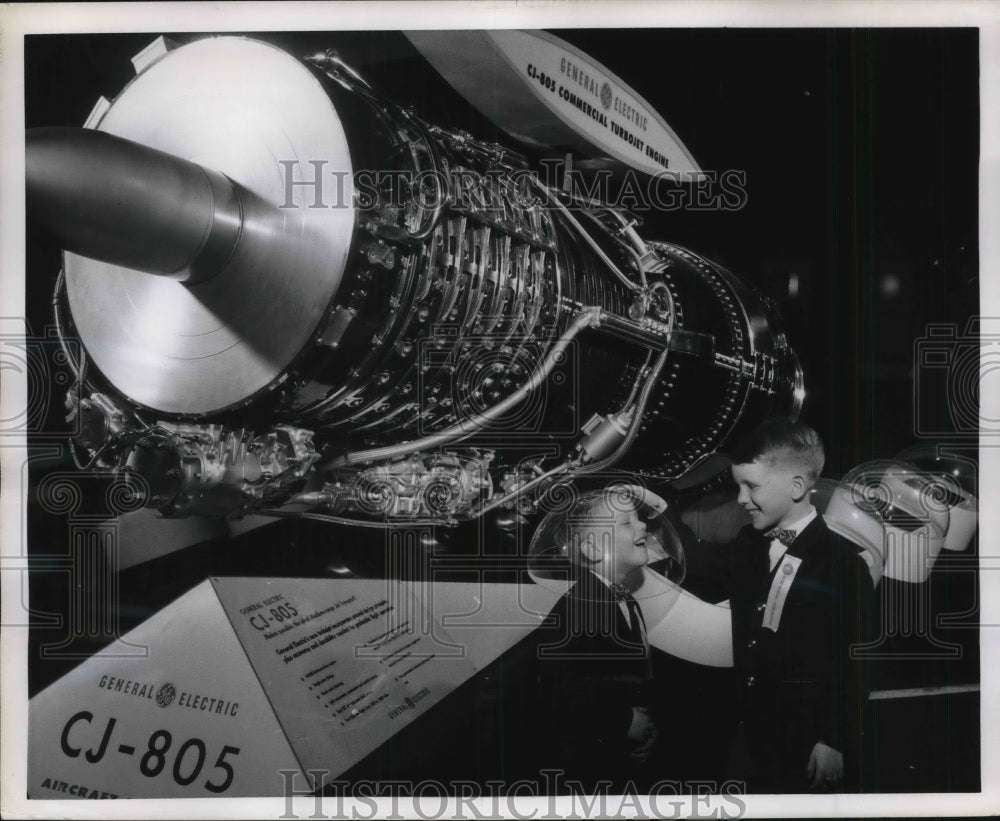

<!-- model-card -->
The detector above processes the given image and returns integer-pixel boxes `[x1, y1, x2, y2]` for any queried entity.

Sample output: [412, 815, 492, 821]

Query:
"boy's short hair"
[726, 417, 825, 482]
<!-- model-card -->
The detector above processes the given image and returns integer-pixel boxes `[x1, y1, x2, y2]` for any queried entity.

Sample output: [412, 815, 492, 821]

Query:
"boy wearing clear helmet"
[527, 487, 658, 791]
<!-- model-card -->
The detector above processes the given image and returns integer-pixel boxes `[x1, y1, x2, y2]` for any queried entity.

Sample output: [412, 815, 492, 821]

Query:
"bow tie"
[611, 582, 637, 603]
[611, 583, 652, 674]
[764, 527, 797, 547]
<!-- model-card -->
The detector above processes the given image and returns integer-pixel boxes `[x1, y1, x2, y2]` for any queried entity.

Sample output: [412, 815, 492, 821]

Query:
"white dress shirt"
[768, 506, 818, 571]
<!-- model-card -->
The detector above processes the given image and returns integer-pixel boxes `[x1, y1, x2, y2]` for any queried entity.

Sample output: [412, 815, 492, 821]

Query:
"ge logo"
[156, 683, 177, 708]
[600, 81, 613, 110]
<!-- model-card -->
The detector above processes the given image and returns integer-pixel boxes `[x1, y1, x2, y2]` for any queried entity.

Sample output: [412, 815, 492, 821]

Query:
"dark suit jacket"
[681, 515, 877, 791]
[523, 570, 652, 789]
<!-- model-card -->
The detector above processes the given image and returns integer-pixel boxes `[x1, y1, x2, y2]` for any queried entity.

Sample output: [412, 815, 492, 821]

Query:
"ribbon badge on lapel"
[762, 555, 803, 632]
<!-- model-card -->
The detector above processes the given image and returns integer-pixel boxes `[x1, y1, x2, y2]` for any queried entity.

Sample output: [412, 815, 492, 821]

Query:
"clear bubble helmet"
[527, 485, 736, 668]
[894, 445, 978, 552]
[810, 478, 886, 585]
[841, 460, 952, 583]
[527, 485, 687, 594]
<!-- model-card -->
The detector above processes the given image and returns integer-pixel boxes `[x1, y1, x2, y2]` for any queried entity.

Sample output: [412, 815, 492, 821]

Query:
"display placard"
[211, 576, 483, 786]
[28, 580, 300, 798]
[28, 576, 566, 798]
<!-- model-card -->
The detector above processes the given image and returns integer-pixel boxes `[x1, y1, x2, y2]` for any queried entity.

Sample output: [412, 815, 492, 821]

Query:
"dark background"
[23, 29, 980, 793]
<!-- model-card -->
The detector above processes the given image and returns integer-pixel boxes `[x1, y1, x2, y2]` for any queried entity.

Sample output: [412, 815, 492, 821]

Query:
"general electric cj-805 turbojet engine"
[26, 36, 802, 527]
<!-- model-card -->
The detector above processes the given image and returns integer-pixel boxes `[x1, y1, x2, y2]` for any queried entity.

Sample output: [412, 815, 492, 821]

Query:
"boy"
[527, 488, 658, 790]
[680, 418, 876, 793]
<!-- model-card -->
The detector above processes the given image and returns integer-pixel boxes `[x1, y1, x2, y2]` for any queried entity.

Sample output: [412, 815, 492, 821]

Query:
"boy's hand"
[807, 741, 843, 789]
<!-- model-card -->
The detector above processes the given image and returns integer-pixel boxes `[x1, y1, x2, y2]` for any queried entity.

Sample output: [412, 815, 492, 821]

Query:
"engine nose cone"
[46, 37, 356, 417]
[27, 127, 242, 283]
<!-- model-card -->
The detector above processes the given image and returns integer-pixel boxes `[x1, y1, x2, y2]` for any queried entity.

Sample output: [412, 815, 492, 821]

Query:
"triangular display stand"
[29, 576, 562, 798]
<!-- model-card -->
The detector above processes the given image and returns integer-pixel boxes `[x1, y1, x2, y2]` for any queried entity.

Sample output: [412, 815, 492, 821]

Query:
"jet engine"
[27, 35, 803, 526]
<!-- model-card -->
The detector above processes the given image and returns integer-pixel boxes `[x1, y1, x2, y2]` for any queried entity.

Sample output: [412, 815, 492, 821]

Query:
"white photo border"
[2, 1, 997, 818]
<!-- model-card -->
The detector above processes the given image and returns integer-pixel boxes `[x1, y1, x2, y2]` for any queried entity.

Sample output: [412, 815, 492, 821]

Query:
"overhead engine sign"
[406, 30, 702, 178]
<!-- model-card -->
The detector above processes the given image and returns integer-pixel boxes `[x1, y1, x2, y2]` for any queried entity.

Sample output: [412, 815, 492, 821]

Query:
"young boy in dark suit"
[527, 488, 658, 791]
[680, 418, 876, 793]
